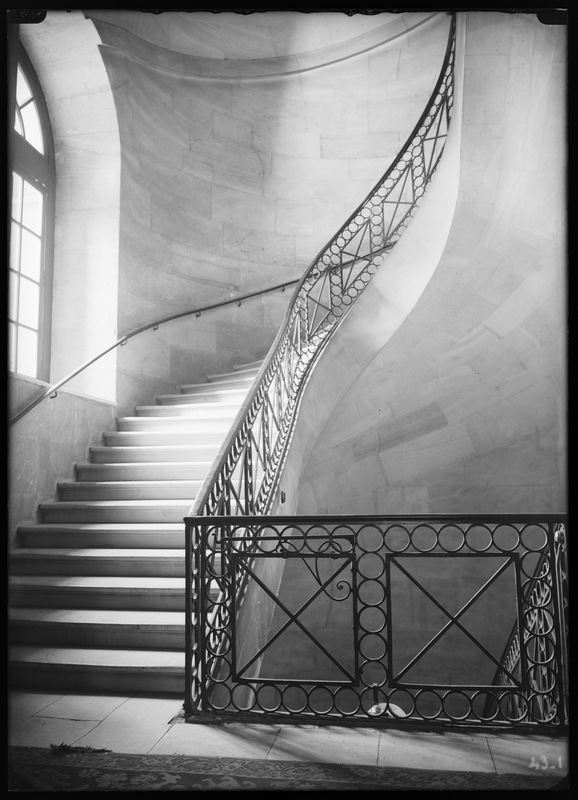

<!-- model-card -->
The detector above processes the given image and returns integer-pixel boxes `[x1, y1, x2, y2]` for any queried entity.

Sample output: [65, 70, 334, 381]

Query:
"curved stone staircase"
[8, 361, 261, 694]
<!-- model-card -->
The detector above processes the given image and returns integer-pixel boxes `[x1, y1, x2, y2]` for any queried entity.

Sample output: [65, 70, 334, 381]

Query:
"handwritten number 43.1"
[529, 756, 563, 770]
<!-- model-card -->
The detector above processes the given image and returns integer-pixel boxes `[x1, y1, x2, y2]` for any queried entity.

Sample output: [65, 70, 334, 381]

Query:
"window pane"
[9, 323, 17, 372]
[17, 326, 38, 378]
[20, 229, 42, 281]
[22, 180, 43, 235]
[12, 172, 23, 222]
[9, 272, 19, 321]
[10, 222, 21, 271]
[21, 101, 44, 154]
[16, 66, 32, 106]
[14, 108, 24, 136]
[18, 276, 40, 329]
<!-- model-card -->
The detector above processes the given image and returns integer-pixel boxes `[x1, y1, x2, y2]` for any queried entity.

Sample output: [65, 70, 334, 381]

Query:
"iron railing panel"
[186, 514, 567, 729]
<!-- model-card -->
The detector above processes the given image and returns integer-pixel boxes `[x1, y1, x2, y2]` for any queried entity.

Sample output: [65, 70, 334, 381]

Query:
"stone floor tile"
[73, 696, 183, 754]
[8, 690, 64, 721]
[150, 722, 281, 758]
[30, 693, 130, 721]
[486, 733, 569, 777]
[9, 715, 99, 748]
[267, 725, 381, 765]
[378, 729, 494, 772]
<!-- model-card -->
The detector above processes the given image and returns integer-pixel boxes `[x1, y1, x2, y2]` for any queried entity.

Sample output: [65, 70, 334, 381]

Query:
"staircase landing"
[8, 687, 568, 789]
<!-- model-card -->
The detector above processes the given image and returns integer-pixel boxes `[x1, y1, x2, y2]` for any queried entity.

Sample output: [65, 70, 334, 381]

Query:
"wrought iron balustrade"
[489, 522, 568, 725]
[185, 514, 568, 729]
[189, 13, 457, 524]
[185, 13, 460, 720]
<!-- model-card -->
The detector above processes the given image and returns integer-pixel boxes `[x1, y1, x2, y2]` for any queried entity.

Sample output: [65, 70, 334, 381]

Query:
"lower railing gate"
[185, 514, 567, 730]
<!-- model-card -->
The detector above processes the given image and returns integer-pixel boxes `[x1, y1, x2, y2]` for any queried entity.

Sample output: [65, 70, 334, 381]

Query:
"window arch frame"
[9, 39, 56, 383]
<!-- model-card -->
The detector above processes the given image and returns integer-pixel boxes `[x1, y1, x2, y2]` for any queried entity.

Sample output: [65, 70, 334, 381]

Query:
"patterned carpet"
[8, 746, 568, 792]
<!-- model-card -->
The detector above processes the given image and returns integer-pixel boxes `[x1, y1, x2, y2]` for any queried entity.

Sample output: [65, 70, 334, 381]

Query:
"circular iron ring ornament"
[360, 660, 388, 687]
[387, 688, 416, 718]
[357, 577, 386, 607]
[257, 685, 283, 713]
[206, 655, 231, 683]
[358, 552, 386, 580]
[441, 689, 472, 722]
[308, 685, 334, 715]
[334, 687, 362, 716]
[282, 685, 308, 714]
[232, 684, 257, 712]
[492, 524, 521, 551]
[356, 524, 386, 553]
[464, 524, 494, 552]
[409, 524, 439, 552]
[384, 525, 412, 552]
[415, 689, 444, 720]
[499, 691, 529, 723]
[437, 524, 466, 552]
[520, 524, 549, 551]
[470, 690, 501, 722]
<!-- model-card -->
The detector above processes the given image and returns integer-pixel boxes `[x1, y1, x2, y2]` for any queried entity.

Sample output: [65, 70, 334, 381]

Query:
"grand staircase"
[8, 361, 262, 695]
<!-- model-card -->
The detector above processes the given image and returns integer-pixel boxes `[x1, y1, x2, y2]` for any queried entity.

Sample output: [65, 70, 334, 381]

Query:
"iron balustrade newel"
[185, 514, 568, 729]
[184, 12, 458, 717]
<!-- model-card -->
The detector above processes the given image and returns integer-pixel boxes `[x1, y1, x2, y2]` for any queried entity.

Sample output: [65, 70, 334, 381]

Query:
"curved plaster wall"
[293, 12, 566, 516]
[84, 10, 453, 414]
[21, 11, 121, 402]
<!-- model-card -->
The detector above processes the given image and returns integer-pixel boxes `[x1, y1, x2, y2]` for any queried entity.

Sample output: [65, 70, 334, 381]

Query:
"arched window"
[9, 43, 55, 381]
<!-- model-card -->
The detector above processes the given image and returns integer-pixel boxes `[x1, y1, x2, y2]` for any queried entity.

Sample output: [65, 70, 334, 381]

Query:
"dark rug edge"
[7, 746, 568, 792]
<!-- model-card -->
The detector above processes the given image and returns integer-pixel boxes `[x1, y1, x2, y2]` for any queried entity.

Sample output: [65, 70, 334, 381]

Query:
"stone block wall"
[86, 11, 451, 414]
[8, 375, 116, 548]
[293, 12, 567, 516]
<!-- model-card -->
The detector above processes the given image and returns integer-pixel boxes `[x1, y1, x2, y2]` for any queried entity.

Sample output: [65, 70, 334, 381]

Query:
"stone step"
[57, 480, 201, 502]
[207, 366, 261, 381]
[134, 402, 242, 418]
[89, 444, 219, 463]
[180, 375, 258, 393]
[234, 360, 263, 371]
[8, 645, 185, 694]
[39, 499, 192, 524]
[9, 547, 187, 576]
[75, 462, 212, 481]
[9, 608, 186, 648]
[8, 361, 257, 698]
[103, 430, 224, 447]
[115, 416, 233, 433]
[16, 523, 186, 549]
[156, 389, 248, 405]
[8, 575, 189, 610]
